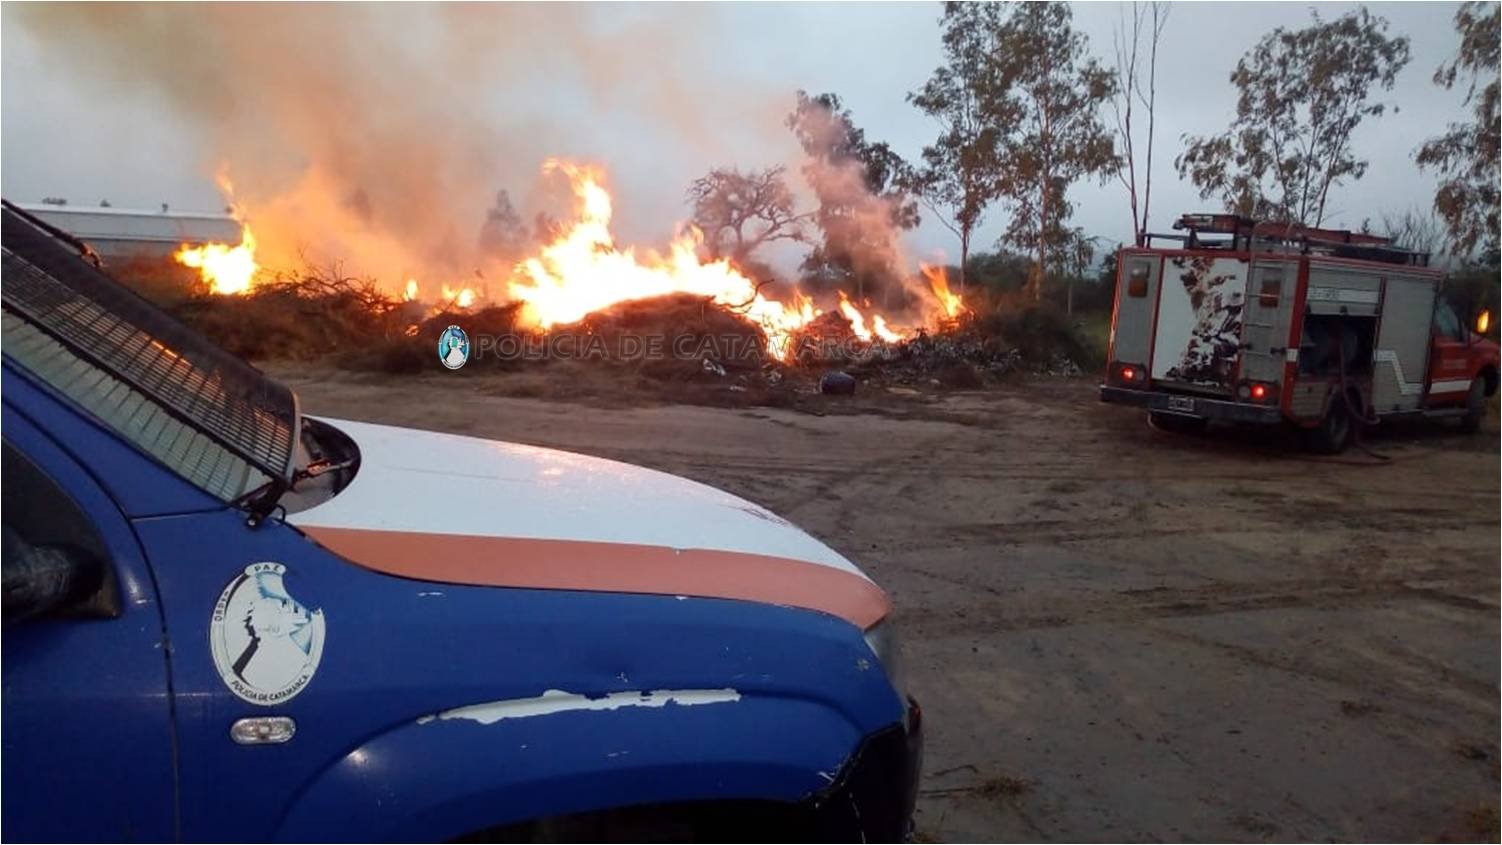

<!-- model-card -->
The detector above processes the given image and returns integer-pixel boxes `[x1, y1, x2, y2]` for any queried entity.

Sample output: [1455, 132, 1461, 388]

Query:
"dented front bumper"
[802, 695, 924, 842]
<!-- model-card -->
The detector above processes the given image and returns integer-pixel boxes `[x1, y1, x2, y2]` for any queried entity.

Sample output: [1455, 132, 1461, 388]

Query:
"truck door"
[0, 416, 178, 842]
[1151, 254, 1249, 393]
[1427, 298, 1473, 404]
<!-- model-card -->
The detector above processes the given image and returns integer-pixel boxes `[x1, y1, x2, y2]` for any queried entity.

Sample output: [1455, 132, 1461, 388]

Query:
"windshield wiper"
[236, 454, 357, 528]
[235, 477, 290, 528]
[293, 457, 357, 484]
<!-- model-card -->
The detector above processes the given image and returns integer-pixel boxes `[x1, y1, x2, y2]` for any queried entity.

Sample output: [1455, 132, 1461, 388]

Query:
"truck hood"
[290, 418, 889, 628]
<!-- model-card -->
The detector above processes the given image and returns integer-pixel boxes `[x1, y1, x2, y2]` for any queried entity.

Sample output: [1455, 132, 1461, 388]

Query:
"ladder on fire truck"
[1145, 213, 1431, 267]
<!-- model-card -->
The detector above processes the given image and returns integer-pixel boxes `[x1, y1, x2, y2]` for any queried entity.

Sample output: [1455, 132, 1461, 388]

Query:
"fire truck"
[1100, 213, 1499, 453]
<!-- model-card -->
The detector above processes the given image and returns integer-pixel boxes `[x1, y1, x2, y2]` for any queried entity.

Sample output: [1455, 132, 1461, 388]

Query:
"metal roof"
[11, 202, 240, 245]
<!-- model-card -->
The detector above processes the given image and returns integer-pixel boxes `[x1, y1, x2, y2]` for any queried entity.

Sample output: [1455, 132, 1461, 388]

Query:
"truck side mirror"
[2, 527, 108, 623]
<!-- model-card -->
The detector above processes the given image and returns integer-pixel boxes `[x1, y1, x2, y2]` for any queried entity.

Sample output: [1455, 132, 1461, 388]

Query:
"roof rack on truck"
[1141, 212, 1429, 267]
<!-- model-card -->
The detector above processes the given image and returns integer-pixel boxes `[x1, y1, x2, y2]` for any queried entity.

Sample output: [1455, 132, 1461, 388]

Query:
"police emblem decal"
[439, 324, 470, 370]
[210, 563, 325, 706]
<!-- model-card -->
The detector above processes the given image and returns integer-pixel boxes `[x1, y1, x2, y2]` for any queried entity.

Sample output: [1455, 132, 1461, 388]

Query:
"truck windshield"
[1, 202, 299, 504]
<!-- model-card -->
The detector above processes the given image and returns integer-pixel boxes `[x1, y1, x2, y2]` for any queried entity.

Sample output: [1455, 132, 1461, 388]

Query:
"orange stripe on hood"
[301, 526, 891, 630]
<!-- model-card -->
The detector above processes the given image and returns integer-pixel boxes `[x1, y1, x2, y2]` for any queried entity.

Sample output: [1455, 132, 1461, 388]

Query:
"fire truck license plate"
[1167, 396, 1196, 413]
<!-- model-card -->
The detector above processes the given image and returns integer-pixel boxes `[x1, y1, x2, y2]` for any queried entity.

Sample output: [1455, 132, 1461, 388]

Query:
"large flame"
[505, 160, 897, 358]
[175, 224, 259, 295]
[838, 291, 901, 343]
[921, 263, 968, 320]
[181, 159, 932, 357]
[175, 171, 260, 295]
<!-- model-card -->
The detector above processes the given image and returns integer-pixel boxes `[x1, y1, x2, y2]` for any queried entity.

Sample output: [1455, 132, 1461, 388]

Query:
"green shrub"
[974, 299, 1101, 370]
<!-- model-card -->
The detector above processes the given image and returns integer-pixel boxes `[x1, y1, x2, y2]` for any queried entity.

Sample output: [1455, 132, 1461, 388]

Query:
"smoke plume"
[10, 4, 926, 315]
[788, 93, 924, 312]
[9, 5, 784, 284]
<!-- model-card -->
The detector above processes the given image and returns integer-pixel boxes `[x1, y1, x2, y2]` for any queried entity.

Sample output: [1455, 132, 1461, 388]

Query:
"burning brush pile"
[167, 160, 1085, 397]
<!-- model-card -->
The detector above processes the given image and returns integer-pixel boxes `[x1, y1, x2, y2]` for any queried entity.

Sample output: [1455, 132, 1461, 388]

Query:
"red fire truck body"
[1100, 214, 1499, 452]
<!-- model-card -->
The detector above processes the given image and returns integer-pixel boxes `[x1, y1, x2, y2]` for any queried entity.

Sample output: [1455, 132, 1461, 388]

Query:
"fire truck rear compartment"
[1291, 314, 1376, 422]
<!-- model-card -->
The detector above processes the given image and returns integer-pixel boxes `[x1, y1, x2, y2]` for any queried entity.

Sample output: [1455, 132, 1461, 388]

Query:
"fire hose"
[1139, 323, 1404, 465]
[1332, 323, 1391, 462]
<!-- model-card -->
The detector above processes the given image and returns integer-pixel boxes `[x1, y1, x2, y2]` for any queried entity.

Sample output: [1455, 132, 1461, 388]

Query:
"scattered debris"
[976, 774, 1033, 799]
[919, 772, 1034, 802]
[1229, 813, 1280, 837]
[1453, 740, 1491, 761]
[819, 371, 857, 395]
[1043, 352, 1084, 377]
[1339, 699, 1380, 717]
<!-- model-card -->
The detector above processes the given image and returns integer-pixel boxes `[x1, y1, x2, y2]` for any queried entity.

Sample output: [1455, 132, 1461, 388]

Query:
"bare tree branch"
[685, 166, 810, 264]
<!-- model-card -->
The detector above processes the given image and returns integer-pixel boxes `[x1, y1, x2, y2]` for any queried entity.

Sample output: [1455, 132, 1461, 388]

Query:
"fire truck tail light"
[1116, 363, 1145, 385]
[1240, 382, 1276, 401]
[1122, 366, 1136, 381]
[1127, 264, 1150, 297]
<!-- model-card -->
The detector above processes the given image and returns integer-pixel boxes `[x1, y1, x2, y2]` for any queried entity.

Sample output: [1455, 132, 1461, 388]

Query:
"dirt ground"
[269, 364, 1500, 842]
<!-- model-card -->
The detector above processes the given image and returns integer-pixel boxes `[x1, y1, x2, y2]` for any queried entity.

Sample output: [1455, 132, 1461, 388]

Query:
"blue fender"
[277, 691, 866, 841]
[133, 501, 904, 841]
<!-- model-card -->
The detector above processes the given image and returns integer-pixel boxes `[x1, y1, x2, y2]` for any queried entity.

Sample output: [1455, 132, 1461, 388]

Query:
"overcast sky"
[0, 2, 1478, 273]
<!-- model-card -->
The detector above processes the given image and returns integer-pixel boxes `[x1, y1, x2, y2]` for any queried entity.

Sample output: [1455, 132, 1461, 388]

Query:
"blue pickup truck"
[0, 201, 921, 842]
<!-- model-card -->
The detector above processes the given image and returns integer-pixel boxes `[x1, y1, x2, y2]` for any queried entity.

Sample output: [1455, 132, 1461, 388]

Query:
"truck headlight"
[863, 619, 908, 701]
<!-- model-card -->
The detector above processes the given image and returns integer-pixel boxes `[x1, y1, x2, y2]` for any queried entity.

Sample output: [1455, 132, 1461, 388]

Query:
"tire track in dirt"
[897, 574, 1500, 637]
[775, 433, 957, 516]
[935, 513, 1489, 547]
[1142, 624, 1499, 721]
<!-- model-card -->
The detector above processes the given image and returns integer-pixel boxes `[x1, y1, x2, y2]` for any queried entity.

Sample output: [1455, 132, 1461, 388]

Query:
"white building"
[13, 203, 240, 262]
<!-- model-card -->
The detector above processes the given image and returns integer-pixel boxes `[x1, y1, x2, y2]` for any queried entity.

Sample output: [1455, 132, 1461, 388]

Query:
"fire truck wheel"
[1307, 398, 1353, 454]
[1459, 378, 1486, 434]
[1148, 412, 1208, 435]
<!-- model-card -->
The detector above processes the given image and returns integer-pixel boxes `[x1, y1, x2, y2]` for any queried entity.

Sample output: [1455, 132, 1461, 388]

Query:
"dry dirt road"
[272, 366, 1500, 842]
